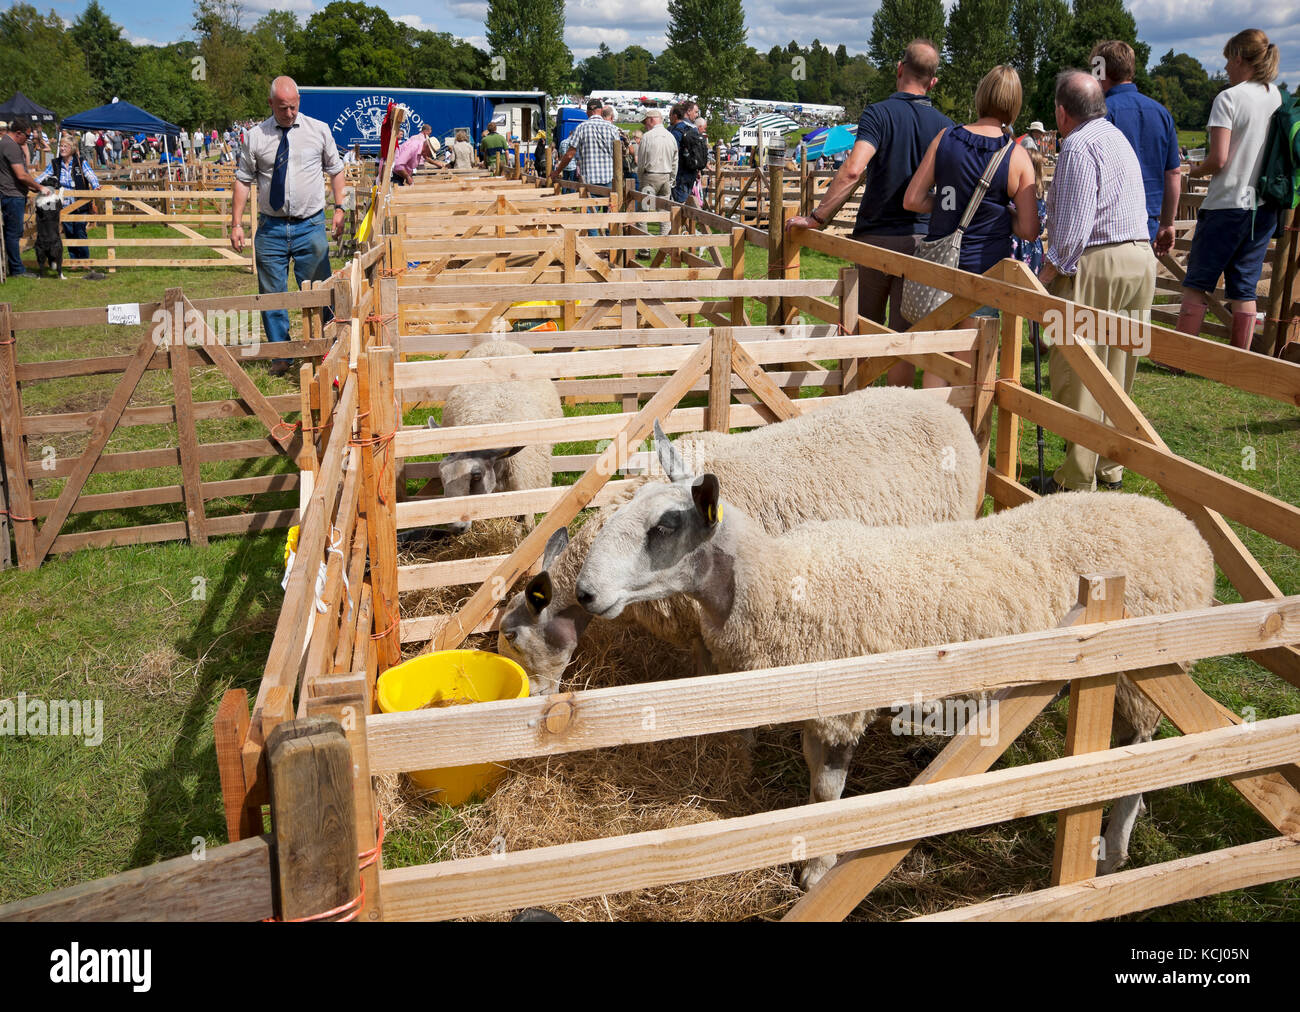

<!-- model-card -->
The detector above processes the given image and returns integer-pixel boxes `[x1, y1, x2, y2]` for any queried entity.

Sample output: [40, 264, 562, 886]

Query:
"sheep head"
[575, 468, 728, 621]
[498, 527, 588, 695]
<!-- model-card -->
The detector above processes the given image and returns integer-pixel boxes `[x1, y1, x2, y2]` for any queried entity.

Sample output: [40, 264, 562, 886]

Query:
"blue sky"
[29, 0, 1300, 86]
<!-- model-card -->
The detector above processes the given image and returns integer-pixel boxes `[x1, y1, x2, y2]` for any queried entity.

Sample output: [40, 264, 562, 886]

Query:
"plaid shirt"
[1045, 117, 1149, 275]
[568, 115, 623, 187]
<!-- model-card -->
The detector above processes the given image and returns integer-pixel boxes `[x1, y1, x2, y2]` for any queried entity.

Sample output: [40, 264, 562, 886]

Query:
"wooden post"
[306, 680, 383, 921]
[611, 139, 624, 267]
[708, 326, 733, 432]
[730, 228, 746, 326]
[265, 717, 359, 921]
[1051, 573, 1124, 886]
[104, 192, 116, 273]
[837, 266, 859, 395]
[993, 261, 1028, 510]
[1261, 207, 1294, 355]
[359, 345, 401, 673]
[969, 317, 1000, 513]
[214, 688, 262, 841]
[767, 147, 785, 326]
[562, 228, 577, 331]
[714, 141, 724, 216]
[166, 288, 208, 547]
[0, 303, 36, 569]
[799, 143, 809, 217]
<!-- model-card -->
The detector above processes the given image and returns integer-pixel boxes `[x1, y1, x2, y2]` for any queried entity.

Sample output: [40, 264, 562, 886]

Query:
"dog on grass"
[33, 191, 65, 279]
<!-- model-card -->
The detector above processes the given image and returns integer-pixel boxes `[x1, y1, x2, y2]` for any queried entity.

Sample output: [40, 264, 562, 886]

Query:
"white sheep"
[499, 385, 985, 695]
[574, 474, 1214, 887]
[427, 338, 563, 533]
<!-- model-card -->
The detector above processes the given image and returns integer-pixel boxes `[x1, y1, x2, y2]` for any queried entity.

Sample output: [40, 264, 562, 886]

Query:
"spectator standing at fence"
[36, 132, 102, 266]
[786, 39, 953, 387]
[550, 97, 622, 188]
[638, 108, 677, 202]
[450, 129, 475, 170]
[667, 99, 701, 203]
[1038, 70, 1155, 493]
[481, 122, 508, 174]
[232, 75, 345, 376]
[1, 118, 52, 276]
[903, 65, 1039, 387]
[1091, 40, 1182, 259]
[1177, 29, 1282, 352]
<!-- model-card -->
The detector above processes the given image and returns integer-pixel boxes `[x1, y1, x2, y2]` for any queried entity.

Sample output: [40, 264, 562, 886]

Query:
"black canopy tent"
[0, 91, 57, 125]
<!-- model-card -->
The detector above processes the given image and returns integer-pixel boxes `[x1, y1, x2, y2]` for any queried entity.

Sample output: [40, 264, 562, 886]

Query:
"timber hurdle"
[3, 176, 1299, 923]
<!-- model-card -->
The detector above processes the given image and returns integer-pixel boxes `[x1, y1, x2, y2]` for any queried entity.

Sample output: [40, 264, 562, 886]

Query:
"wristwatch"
[810, 206, 827, 225]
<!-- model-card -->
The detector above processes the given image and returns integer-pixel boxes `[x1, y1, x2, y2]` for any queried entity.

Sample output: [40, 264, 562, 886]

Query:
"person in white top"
[1178, 29, 1283, 351]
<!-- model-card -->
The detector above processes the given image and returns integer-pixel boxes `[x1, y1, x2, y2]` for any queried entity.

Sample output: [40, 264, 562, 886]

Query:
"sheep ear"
[691, 473, 722, 526]
[426, 416, 440, 429]
[655, 420, 690, 482]
[487, 445, 525, 460]
[525, 572, 552, 615]
[541, 527, 569, 570]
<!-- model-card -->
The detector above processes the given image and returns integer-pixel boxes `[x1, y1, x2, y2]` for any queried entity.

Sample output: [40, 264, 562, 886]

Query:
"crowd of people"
[550, 97, 713, 209]
[786, 28, 1287, 495]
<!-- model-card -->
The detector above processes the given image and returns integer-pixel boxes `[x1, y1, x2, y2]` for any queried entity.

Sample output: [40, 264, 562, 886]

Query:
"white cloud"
[124, 30, 161, 46]
[395, 13, 437, 32]
[241, 0, 316, 13]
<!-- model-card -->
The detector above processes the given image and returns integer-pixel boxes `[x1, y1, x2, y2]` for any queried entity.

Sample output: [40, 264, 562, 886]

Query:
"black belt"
[260, 211, 321, 222]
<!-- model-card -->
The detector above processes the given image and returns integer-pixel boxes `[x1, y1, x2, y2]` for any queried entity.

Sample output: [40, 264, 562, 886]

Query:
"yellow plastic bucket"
[376, 650, 529, 805]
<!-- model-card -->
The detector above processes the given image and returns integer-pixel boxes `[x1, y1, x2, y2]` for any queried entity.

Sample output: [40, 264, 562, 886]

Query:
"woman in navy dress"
[904, 65, 1040, 387]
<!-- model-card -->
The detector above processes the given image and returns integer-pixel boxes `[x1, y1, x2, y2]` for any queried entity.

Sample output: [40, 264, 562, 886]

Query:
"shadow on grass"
[126, 532, 283, 864]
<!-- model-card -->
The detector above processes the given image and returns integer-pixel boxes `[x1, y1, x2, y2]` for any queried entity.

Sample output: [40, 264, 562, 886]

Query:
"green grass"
[1178, 130, 1208, 151]
[1, 239, 1298, 919]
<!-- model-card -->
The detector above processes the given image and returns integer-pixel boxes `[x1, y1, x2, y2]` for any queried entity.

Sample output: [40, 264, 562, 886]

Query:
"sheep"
[574, 473, 1215, 887]
[427, 338, 563, 534]
[498, 385, 985, 695]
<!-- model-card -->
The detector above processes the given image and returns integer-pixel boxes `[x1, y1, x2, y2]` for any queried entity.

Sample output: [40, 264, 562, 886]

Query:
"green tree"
[1031, 0, 1150, 122]
[194, 0, 253, 124]
[126, 43, 205, 129]
[1150, 48, 1224, 130]
[71, 0, 136, 106]
[1010, 0, 1069, 126]
[834, 56, 881, 114]
[940, 0, 1015, 122]
[289, 2, 406, 88]
[867, 0, 947, 103]
[664, 0, 748, 123]
[0, 5, 95, 116]
[484, 0, 572, 95]
[577, 43, 615, 93]
[404, 30, 490, 91]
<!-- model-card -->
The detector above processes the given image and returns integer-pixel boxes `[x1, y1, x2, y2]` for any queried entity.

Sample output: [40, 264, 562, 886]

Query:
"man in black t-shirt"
[787, 40, 952, 386]
[1, 118, 52, 277]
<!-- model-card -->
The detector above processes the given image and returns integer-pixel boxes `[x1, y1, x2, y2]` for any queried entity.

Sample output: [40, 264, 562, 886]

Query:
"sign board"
[737, 126, 787, 147]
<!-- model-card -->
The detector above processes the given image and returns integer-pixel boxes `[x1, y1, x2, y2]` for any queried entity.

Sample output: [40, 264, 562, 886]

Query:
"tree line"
[0, 0, 1245, 134]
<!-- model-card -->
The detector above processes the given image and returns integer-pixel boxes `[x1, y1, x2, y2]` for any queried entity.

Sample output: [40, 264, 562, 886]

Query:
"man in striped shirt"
[1039, 69, 1155, 493]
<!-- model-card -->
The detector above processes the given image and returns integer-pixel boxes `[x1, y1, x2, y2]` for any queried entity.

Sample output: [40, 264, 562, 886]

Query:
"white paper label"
[106, 303, 141, 326]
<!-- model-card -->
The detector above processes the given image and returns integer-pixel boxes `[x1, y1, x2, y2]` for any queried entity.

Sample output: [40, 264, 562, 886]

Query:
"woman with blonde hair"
[903, 64, 1040, 386]
[1178, 29, 1282, 351]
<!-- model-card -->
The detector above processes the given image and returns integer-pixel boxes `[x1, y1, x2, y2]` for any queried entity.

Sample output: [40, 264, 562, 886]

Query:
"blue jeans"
[63, 219, 89, 259]
[2, 194, 26, 275]
[254, 211, 333, 345]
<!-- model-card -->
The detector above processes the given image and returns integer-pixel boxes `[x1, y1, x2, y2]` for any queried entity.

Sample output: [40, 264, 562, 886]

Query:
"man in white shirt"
[232, 75, 346, 373]
[636, 109, 677, 200]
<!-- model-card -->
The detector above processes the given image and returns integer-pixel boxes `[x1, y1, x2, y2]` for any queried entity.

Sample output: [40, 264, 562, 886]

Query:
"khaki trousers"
[1048, 239, 1156, 490]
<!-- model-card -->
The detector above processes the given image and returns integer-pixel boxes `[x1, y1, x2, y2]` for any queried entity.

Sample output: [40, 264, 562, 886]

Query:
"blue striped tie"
[269, 126, 289, 211]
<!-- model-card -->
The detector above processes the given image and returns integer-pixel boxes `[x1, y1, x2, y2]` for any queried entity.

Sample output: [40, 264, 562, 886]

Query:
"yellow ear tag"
[529, 589, 546, 602]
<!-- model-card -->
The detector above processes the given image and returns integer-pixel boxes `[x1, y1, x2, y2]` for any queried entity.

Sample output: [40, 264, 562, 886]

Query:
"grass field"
[0, 236, 1297, 919]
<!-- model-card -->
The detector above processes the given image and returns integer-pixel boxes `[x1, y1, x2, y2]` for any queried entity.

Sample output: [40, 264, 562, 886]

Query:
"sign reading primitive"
[737, 126, 787, 147]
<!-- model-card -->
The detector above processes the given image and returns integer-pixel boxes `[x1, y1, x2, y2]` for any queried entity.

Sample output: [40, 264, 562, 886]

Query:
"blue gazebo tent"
[0, 91, 57, 124]
[61, 99, 182, 175]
